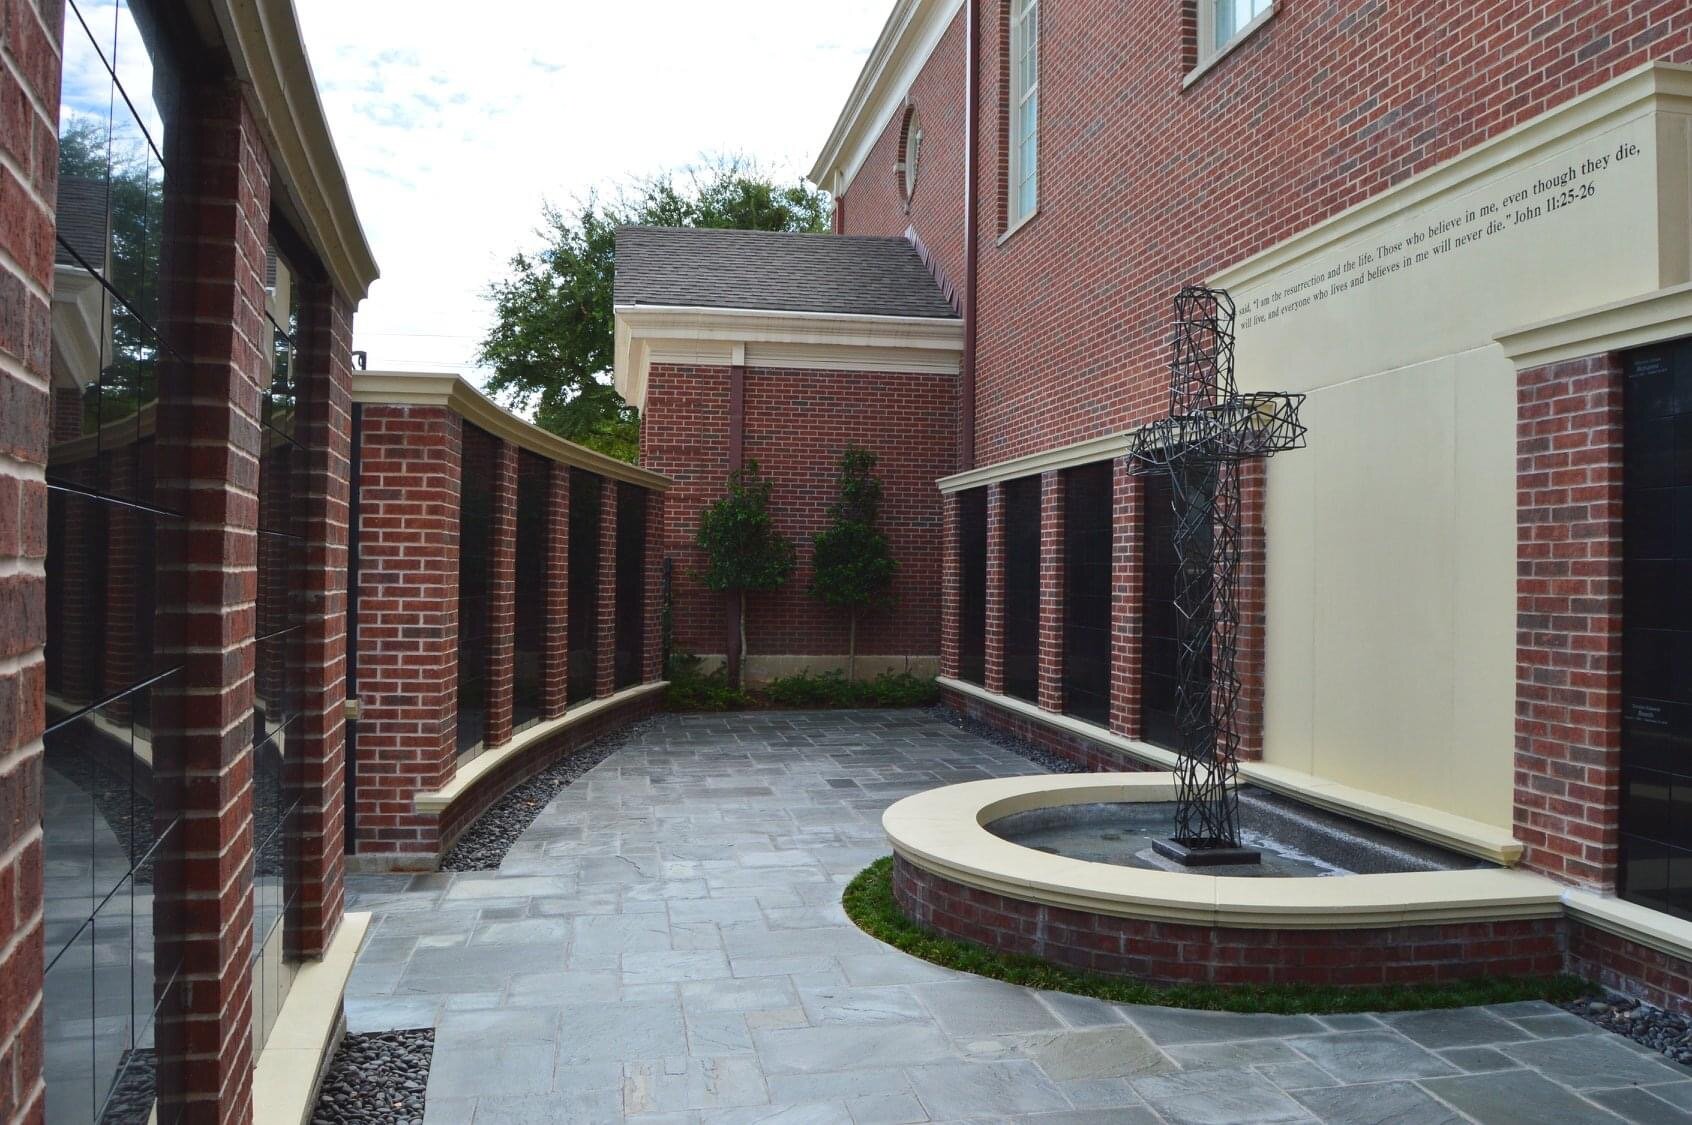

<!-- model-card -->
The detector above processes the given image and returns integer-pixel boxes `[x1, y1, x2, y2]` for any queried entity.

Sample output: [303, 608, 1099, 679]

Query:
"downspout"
[960, 0, 980, 472]
[726, 344, 746, 687]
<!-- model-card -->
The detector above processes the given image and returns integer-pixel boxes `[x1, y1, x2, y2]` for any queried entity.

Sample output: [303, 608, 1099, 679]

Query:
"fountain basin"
[883, 773, 1568, 986]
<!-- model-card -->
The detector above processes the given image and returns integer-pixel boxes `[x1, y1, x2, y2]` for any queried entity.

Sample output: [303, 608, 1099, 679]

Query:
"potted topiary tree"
[809, 445, 897, 682]
[695, 459, 795, 689]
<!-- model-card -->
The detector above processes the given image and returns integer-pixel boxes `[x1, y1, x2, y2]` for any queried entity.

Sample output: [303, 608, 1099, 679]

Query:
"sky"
[292, 0, 894, 382]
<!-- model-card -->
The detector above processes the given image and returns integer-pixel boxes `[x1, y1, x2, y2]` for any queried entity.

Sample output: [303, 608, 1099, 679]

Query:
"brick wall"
[484, 443, 518, 747]
[1035, 472, 1064, 710]
[1568, 922, 1692, 1019]
[1515, 354, 1625, 890]
[641, 363, 955, 672]
[0, 0, 58, 1118]
[353, 405, 461, 860]
[1108, 458, 1144, 740]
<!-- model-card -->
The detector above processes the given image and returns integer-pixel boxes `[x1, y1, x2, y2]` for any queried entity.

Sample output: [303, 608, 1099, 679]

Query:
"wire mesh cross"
[1127, 286, 1307, 854]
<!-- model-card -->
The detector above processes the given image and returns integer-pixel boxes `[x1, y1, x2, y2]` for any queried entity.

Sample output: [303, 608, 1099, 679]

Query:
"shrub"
[763, 670, 940, 709]
[663, 653, 750, 712]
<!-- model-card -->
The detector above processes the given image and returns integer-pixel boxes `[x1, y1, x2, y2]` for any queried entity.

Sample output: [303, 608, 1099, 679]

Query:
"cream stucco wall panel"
[1655, 106, 1692, 287]
[1262, 441, 1317, 777]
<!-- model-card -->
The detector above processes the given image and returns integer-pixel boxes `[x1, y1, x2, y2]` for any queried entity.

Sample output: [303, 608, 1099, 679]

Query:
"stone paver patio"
[342, 711, 1692, 1123]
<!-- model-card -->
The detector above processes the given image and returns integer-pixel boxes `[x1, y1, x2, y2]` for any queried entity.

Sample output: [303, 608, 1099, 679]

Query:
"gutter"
[960, 0, 979, 472]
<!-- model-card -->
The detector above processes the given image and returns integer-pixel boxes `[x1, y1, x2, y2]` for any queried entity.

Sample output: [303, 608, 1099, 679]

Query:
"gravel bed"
[310, 1029, 434, 1125]
[925, 703, 1084, 775]
[1567, 994, 1692, 1067]
[440, 719, 654, 871]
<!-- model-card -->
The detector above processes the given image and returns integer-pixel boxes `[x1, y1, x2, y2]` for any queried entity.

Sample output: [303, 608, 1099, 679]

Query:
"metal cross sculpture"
[1128, 286, 1307, 866]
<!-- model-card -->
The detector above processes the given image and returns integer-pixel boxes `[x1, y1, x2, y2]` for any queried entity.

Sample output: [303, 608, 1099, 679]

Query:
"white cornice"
[200, 0, 380, 303]
[1215, 61, 1692, 294]
[936, 432, 1132, 493]
[808, 0, 964, 195]
[1496, 282, 1692, 369]
[352, 370, 673, 491]
[613, 304, 964, 411]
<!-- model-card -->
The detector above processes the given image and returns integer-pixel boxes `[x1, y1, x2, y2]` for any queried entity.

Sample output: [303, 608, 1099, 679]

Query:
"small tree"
[695, 460, 795, 687]
[809, 446, 897, 681]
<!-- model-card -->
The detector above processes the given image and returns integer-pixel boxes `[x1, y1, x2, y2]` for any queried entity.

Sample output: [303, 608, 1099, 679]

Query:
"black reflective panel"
[957, 489, 987, 685]
[568, 470, 603, 702]
[615, 484, 648, 690]
[1063, 463, 1113, 725]
[1140, 471, 1213, 751]
[457, 424, 498, 754]
[512, 452, 549, 731]
[1001, 477, 1041, 703]
[1622, 337, 1692, 921]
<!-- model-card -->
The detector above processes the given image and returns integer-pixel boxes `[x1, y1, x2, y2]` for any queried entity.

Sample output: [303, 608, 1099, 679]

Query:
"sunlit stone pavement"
[343, 710, 1692, 1124]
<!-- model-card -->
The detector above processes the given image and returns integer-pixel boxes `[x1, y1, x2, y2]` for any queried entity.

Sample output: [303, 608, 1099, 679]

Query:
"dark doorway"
[615, 483, 648, 690]
[1002, 477, 1041, 702]
[1141, 468, 1213, 750]
[1621, 338, 1692, 921]
[568, 469, 603, 702]
[958, 488, 988, 685]
[1063, 462, 1113, 725]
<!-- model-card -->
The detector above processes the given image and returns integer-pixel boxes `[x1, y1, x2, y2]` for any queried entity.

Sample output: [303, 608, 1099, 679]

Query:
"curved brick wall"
[891, 854, 1567, 987]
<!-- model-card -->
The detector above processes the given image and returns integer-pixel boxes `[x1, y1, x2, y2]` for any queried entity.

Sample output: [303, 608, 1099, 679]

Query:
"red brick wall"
[841, 0, 1692, 466]
[894, 855, 1566, 986]
[1515, 354, 1625, 890]
[1568, 922, 1692, 1019]
[0, 0, 58, 1117]
[983, 483, 1005, 692]
[1035, 472, 1064, 710]
[353, 406, 461, 859]
[543, 462, 571, 716]
[641, 363, 954, 670]
[1108, 458, 1144, 740]
[484, 443, 518, 746]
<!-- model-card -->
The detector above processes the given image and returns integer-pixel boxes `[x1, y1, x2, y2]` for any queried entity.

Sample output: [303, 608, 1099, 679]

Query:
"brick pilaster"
[1515, 353, 1624, 890]
[352, 405, 460, 862]
[0, 0, 58, 1118]
[1235, 458, 1267, 761]
[643, 492, 665, 683]
[483, 442, 518, 748]
[1037, 471, 1065, 711]
[984, 482, 1006, 694]
[150, 80, 271, 1125]
[290, 280, 354, 957]
[940, 493, 960, 680]
[595, 479, 617, 698]
[1109, 458, 1144, 740]
[542, 462, 570, 717]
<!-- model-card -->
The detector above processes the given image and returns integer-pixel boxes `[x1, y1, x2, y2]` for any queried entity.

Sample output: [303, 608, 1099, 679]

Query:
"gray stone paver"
[340, 709, 1692, 1123]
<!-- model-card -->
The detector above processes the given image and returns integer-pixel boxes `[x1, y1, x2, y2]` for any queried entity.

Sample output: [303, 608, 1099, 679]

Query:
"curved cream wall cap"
[883, 773, 1566, 930]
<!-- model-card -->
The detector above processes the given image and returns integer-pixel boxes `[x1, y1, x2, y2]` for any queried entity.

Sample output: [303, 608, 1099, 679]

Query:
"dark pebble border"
[1567, 995, 1692, 1067]
[925, 703, 1085, 776]
[310, 1029, 434, 1125]
[439, 718, 654, 872]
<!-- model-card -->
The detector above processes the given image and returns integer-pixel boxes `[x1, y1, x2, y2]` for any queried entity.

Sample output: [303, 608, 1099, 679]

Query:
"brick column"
[940, 493, 960, 680]
[0, 1, 58, 1117]
[1235, 458, 1267, 761]
[1515, 354, 1624, 890]
[1037, 471, 1066, 711]
[353, 406, 460, 862]
[595, 479, 617, 698]
[1109, 458, 1144, 739]
[150, 81, 271, 1124]
[289, 280, 354, 957]
[542, 463, 570, 717]
[643, 492, 665, 683]
[984, 483, 1006, 694]
[483, 442, 518, 748]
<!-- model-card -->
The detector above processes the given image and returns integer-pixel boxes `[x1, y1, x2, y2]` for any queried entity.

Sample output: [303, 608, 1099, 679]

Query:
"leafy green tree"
[695, 459, 796, 688]
[809, 446, 897, 680]
[478, 157, 832, 461]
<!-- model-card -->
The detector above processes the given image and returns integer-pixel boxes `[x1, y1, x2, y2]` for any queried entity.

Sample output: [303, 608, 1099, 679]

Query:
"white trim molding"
[808, 0, 964, 195]
[194, 0, 380, 302]
[937, 431, 1131, 493]
[353, 370, 672, 491]
[613, 304, 964, 411]
[1496, 282, 1692, 368]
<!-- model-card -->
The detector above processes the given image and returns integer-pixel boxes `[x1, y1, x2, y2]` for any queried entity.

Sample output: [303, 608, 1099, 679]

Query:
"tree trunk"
[739, 597, 748, 689]
[848, 614, 857, 682]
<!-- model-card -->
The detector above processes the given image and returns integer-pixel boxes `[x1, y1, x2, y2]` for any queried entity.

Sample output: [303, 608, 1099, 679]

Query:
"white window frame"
[1193, 0, 1276, 78]
[1008, 0, 1040, 231]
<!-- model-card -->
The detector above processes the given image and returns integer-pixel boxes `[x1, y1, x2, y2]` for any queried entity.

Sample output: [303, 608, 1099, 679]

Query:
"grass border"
[842, 856, 1593, 1015]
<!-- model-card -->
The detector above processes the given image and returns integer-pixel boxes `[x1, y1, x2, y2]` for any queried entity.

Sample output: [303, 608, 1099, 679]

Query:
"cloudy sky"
[292, 0, 892, 381]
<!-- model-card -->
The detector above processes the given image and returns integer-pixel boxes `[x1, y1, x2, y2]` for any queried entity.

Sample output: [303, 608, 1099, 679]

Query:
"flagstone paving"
[342, 710, 1692, 1123]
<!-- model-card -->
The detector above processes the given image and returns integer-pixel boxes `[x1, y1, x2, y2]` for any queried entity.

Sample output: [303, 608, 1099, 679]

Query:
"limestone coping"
[414, 682, 666, 816]
[252, 911, 371, 1125]
[883, 773, 1565, 930]
[937, 677, 1525, 865]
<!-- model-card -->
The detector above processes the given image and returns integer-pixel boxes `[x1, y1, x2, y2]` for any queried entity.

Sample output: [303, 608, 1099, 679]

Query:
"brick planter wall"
[892, 854, 1566, 987]
[1567, 923, 1692, 1019]
[941, 685, 1153, 774]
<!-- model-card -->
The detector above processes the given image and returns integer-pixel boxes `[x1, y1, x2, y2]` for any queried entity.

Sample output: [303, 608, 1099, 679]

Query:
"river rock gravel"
[439, 718, 654, 871]
[309, 1029, 433, 1125]
[1568, 994, 1692, 1067]
[925, 703, 1084, 775]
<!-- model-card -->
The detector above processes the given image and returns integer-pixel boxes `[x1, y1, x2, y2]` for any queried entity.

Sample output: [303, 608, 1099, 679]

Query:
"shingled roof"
[614, 226, 957, 320]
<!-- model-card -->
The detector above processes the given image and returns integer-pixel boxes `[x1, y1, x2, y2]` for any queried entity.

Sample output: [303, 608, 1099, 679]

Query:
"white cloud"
[293, 0, 894, 384]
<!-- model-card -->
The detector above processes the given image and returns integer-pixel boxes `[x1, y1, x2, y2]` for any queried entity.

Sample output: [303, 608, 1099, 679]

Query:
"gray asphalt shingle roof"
[614, 226, 958, 320]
